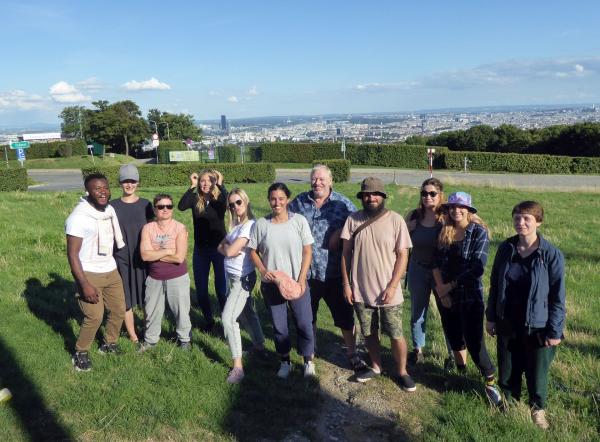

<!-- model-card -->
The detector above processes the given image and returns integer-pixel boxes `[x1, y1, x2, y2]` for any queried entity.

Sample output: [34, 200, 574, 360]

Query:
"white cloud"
[123, 77, 171, 91]
[77, 77, 104, 92]
[0, 90, 49, 110]
[227, 95, 239, 103]
[49, 81, 90, 103]
[248, 85, 258, 96]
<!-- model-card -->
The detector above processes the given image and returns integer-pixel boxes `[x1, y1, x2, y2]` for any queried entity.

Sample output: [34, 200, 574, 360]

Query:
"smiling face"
[120, 179, 138, 197]
[86, 178, 110, 210]
[448, 204, 470, 226]
[199, 173, 214, 195]
[513, 213, 541, 238]
[269, 189, 289, 216]
[311, 167, 332, 199]
[421, 184, 441, 210]
[361, 192, 384, 213]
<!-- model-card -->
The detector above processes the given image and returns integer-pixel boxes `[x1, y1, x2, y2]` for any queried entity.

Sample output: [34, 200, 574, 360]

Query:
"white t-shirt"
[65, 211, 117, 273]
[224, 220, 255, 278]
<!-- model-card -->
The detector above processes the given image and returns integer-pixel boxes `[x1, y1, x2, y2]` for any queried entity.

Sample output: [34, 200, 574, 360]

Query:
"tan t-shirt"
[340, 210, 412, 307]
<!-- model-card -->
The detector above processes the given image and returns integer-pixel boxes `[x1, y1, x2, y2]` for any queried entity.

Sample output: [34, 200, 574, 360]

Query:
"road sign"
[17, 148, 26, 161]
[152, 133, 159, 148]
[10, 141, 30, 150]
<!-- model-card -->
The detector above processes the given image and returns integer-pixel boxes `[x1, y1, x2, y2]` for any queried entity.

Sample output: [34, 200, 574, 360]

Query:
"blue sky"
[1, 0, 599, 126]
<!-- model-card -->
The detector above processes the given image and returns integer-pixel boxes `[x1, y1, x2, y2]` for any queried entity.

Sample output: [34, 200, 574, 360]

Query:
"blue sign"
[16, 148, 26, 161]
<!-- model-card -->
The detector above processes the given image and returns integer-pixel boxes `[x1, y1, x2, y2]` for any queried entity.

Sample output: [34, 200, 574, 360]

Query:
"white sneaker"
[303, 360, 316, 378]
[277, 361, 292, 379]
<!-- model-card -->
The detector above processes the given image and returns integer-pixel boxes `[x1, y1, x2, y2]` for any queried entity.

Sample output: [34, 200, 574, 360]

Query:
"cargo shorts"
[354, 303, 403, 339]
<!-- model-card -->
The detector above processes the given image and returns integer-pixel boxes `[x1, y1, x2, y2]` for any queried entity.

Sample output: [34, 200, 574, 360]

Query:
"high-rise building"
[220, 115, 228, 131]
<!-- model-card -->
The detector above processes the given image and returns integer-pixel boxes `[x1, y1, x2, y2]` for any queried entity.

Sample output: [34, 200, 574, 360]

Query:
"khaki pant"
[75, 269, 126, 351]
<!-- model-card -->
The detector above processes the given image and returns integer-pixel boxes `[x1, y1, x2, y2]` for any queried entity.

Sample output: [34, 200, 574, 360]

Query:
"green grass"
[0, 183, 598, 441]
[7, 154, 137, 169]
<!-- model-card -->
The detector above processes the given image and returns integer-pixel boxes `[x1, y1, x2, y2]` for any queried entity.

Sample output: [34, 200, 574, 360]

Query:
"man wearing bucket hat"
[340, 177, 416, 391]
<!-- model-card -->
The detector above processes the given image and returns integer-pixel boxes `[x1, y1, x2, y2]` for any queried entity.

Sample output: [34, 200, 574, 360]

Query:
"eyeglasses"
[420, 190, 438, 198]
[228, 199, 243, 209]
[155, 204, 173, 210]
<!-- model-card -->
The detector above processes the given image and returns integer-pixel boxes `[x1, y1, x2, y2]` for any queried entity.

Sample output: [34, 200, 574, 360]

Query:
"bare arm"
[249, 248, 276, 282]
[140, 227, 174, 262]
[66, 235, 99, 303]
[382, 248, 409, 304]
[297, 244, 312, 294]
[341, 238, 353, 305]
[160, 228, 188, 264]
[219, 237, 248, 257]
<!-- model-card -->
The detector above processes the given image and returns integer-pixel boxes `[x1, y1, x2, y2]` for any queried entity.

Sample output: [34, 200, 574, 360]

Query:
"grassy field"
[0, 183, 598, 441]
[6, 154, 136, 169]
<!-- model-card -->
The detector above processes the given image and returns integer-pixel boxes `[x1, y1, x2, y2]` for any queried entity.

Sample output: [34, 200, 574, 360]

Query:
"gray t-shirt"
[248, 212, 314, 280]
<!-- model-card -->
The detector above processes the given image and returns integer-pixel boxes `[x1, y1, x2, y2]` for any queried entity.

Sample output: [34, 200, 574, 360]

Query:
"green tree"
[146, 110, 201, 141]
[492, 124, 532, 153]
[59, 106, 89, 139]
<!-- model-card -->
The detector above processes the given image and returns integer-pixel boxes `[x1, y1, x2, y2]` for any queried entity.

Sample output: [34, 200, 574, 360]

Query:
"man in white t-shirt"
[65, 173, 126, 371]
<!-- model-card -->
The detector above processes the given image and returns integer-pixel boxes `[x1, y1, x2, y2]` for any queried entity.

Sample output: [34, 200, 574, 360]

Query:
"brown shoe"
[531, 409, 549, 430]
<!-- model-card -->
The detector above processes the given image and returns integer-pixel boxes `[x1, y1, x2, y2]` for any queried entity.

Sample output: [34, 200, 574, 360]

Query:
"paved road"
[28, 167, 600, 192]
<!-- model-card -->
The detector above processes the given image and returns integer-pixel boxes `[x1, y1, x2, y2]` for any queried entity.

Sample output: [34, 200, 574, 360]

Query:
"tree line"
[404, 122, 600, 157]
[60, 101, 201, 156]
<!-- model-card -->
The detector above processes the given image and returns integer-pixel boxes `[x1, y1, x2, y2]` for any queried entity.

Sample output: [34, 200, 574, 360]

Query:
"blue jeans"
[193, 246, 227, 324]
[408, 260, 452, 355]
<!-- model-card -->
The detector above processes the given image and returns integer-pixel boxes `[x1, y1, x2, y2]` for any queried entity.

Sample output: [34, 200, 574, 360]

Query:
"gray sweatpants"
[144, 273, 192, 344]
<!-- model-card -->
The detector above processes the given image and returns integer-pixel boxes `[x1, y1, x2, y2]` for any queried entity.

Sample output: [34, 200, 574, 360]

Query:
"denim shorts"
[354, 303, 403, 339]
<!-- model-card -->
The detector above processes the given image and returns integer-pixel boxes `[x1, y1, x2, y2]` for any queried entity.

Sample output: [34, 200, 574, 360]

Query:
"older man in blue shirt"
[289, 164, 367, 372]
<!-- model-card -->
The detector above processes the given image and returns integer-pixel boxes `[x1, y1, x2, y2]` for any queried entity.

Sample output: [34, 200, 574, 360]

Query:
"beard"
[362, 199, 385, 215]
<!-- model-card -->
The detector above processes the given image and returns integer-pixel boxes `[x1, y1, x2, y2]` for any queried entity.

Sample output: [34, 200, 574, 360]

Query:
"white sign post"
[152, 133, 159, 163]
[427, 148, 436, 178]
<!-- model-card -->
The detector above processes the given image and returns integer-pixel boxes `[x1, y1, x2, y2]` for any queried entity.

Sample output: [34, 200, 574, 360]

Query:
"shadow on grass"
[0, 335, 73, 441]
[23, 273, 81, 353]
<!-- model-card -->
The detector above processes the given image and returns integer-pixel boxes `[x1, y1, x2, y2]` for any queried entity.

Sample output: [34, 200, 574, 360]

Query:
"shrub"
[570, 156, 600, 174]
[218, 145, 237, 163]
[0, 168, 28, 191]
[6, 139, 87, 160]
[443, 151, 575, 174]
[81, 163, 276, 186]
[312, 159, 351, 182]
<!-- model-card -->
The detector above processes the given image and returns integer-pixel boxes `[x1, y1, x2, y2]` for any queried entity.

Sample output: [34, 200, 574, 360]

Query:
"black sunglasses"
[228, 199, 243, 209]
[420, 190, 438, 198]
[155, 204, 173, 210]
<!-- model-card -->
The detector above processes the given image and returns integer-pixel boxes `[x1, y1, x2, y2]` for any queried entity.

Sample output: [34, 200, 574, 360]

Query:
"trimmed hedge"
[257, 142, 447, 169]
[81, 163, 276, 186]
[0, 168, 28, 191]
[313, 159, 350, 182]
[443, 151, 599, 174]
[5, 139, 87, 160]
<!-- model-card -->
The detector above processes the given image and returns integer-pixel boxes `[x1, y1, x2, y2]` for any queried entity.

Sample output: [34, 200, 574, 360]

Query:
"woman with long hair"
[486, 201, 565, 429]
[432, 191, 501, 406]
[217, 188, 265, 384]
[405, 178, 453, 368]
[110, 164, 154, 343]
[248, 183, 316, 379]
[178, 169, 227, 331]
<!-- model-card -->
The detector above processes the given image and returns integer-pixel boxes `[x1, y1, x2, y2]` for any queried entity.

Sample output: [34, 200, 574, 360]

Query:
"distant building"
[20, 132, 62, 142]
[220, 115, 228, 131]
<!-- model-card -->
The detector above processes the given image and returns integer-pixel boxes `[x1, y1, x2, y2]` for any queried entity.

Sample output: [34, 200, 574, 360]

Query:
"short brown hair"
[153, 193, 173, 206]
[512, 200, 544, 223]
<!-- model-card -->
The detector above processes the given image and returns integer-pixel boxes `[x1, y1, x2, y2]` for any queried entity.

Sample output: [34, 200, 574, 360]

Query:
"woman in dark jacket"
[486, 201, 566, 430]
[178, 169, 227, 330]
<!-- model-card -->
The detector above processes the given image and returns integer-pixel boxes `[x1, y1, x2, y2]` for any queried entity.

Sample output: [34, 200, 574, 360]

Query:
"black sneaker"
[348, 353, 369, 373]
[397, 374, 417, 392]
[355, 368, 381, 383]
[179, 341, 191, 351]
[443, 356, 456, 372]
[72, 351, 92, 372]
[408, 349, 424, 365]
[98, 343, 121, 355]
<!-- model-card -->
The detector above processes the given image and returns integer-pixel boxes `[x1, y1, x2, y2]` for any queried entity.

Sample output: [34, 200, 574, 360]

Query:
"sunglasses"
[420, 190, 438, 198]
[155, 204, 173, 210]
[228, 199, 243, 209]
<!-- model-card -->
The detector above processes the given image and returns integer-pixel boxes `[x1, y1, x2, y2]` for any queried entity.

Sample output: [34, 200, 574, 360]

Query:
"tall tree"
[59, 106, 88, 139]
[146, 109, 201, 141]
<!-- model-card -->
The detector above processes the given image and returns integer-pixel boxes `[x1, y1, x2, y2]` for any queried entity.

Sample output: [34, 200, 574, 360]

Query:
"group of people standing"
[64, 163, 565, 430]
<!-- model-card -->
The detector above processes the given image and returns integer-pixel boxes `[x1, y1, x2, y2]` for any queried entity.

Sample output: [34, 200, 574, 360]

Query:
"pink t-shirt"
[143, 220, 188, 281]
[340, 210, 412, 307]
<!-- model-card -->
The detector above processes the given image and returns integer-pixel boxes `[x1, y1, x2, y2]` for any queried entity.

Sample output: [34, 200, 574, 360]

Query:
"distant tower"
[220, 115, 228, 131]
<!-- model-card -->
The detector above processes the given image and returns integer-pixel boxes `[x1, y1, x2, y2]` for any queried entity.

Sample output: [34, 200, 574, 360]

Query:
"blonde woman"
[178, 169, 227, 330]
[432, 191, 501, 406]
[217, 188, 265, 384]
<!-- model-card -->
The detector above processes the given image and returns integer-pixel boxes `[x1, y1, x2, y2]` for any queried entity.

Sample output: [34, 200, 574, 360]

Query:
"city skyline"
[1, 1, 600, 126]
